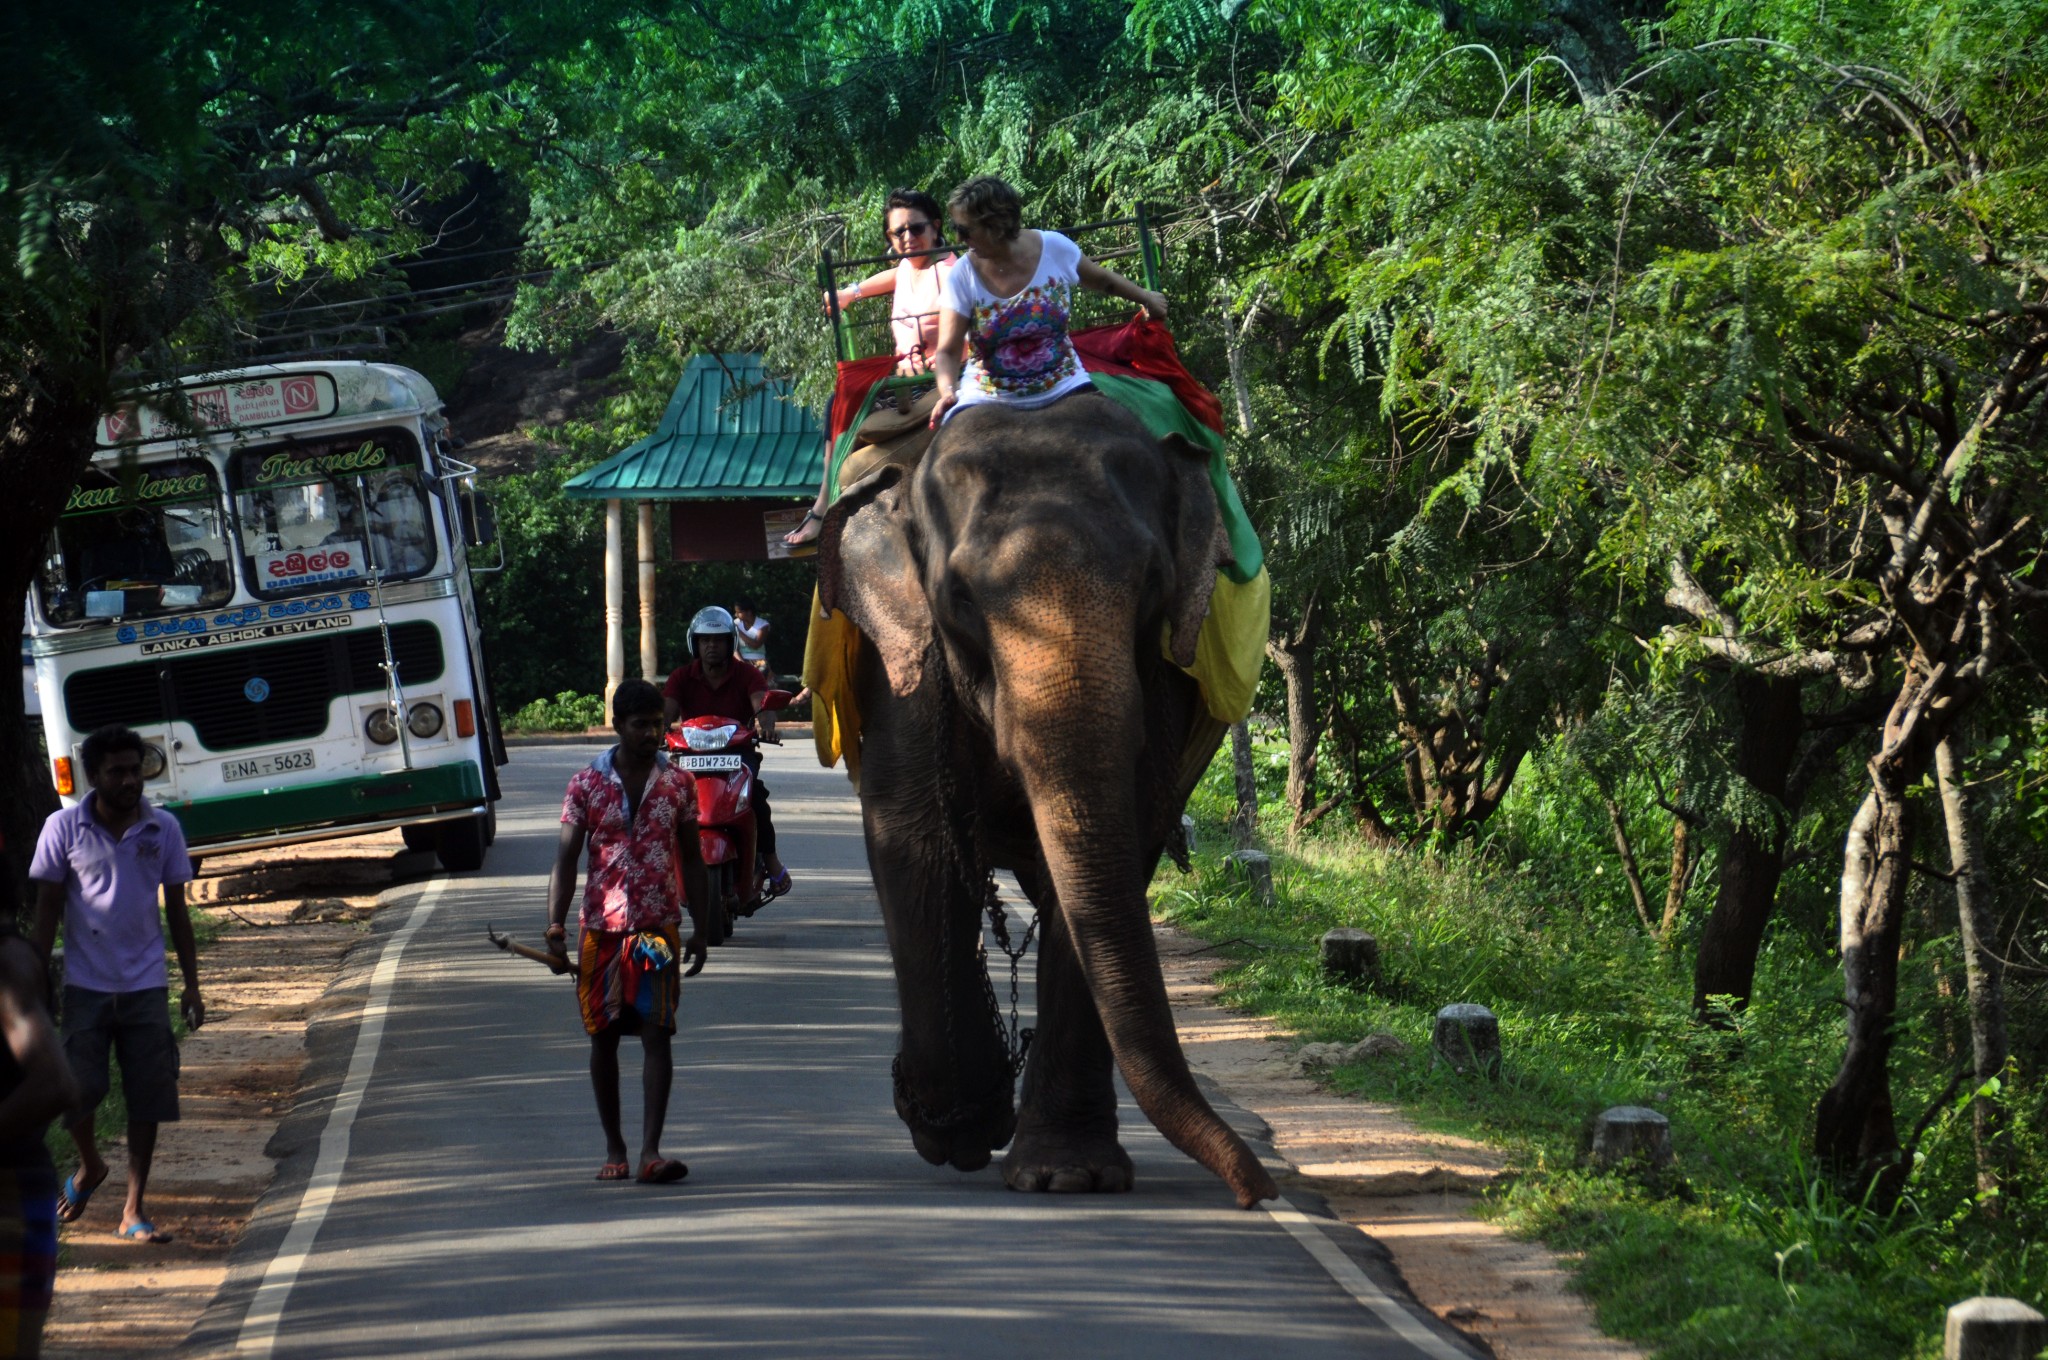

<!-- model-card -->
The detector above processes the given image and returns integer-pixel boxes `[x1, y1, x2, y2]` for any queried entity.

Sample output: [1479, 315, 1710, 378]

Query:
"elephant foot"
[1003, 1125, 1135, 1196]
[895, 1057, 1016, 1173]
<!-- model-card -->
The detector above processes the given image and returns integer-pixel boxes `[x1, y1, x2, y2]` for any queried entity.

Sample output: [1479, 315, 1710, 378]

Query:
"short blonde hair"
[947, 176, 1023, 242]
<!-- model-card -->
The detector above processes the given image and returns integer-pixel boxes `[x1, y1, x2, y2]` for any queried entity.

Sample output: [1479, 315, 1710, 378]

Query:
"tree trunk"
[1268, 605, 1320, 825]
[1658, 813, 1694, 947]
[1, 377, 100, 916]
[1935, 730, 2010, 1208]
[1813, 785, 1914, 1200]
[1692, 672, 1803, 1017]
[1601, 793, 1656, 932]
[1228, 720, 1258, 850]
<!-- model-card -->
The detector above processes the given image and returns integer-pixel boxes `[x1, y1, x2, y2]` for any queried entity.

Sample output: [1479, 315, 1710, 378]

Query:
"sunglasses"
[888, 220, 934, 240]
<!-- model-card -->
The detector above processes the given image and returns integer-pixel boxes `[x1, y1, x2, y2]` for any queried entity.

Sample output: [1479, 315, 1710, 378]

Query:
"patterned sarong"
[577, 927, 682, 1036]
[0, 1164, 57, 1356]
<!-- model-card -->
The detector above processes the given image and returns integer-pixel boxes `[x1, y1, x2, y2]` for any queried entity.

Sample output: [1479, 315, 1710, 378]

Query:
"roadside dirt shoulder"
[44, 835, 414, 1360]
[1157, 925, 1641, 1360]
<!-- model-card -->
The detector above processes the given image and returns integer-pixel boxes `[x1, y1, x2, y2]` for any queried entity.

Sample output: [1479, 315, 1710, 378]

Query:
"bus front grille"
[63, 622, 447, 752]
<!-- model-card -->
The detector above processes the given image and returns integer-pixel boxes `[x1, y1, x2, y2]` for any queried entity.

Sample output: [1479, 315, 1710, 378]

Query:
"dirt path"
[1158, 926, 1642, 1360]
[43, 833, 418, 1360]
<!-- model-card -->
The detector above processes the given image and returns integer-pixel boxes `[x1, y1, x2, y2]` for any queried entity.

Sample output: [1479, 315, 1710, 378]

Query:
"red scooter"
[666, 690, 791, 942]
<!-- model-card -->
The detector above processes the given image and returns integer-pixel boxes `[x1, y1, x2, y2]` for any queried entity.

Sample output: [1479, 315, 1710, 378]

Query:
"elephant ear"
[820, 465, 935, 698]
[1161, 432, 1232, 669]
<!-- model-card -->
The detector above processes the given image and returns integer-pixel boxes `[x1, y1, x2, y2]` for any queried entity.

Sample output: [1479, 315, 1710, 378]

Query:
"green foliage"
[1168, 740, 2048, 1357]
[506, 691, 607, 733]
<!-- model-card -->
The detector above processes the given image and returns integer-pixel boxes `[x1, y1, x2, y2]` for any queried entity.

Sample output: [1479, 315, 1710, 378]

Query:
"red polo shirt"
[663, 658, 766, 725]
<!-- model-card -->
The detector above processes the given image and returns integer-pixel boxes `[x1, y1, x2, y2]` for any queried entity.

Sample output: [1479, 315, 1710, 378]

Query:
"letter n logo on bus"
[282, 377, 319, 414]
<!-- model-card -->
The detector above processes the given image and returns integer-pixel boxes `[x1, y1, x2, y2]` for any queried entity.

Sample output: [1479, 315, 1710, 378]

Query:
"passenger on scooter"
[662, 606, 791, 902]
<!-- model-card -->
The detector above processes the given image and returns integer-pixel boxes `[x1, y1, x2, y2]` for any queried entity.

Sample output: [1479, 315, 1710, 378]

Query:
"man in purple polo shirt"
[29, 725, 204, 1245]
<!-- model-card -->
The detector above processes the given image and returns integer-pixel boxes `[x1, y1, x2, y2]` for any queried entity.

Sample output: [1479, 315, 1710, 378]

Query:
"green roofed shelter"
[562, 353, 824, 712]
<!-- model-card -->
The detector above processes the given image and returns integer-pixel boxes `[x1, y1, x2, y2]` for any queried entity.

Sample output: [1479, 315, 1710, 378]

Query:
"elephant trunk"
[996, 638, 1277, 1209]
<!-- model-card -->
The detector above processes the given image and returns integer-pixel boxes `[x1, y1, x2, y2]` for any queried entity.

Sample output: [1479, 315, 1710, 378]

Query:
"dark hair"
[611, 678, 664, 723]
[947, 176, 1023, 242]
[81, 725, 146, 778]
[734, 594, 758, 614]
[884, 188, 946, 249]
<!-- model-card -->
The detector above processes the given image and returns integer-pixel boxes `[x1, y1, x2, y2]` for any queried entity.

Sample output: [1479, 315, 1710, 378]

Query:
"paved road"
[202, 743, 1479, 1359]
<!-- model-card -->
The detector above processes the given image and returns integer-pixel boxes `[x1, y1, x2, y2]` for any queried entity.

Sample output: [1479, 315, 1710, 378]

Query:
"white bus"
[24, 362, 507, 871]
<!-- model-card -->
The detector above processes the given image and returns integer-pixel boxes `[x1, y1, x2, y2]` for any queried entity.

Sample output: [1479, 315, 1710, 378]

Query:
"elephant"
[818, 390, 1279, 1210]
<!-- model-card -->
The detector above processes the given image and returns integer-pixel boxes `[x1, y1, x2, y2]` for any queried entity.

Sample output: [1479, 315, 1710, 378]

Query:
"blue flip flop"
[116, 1220, 170, 1244]
[56, 1171, 101, 1224]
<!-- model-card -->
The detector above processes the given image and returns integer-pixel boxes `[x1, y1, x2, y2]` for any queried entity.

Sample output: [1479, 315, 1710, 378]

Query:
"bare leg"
[590, 1028, 627, 1164]
[638, 1029, 674, 1166]
[121, 1121, 158, 1232]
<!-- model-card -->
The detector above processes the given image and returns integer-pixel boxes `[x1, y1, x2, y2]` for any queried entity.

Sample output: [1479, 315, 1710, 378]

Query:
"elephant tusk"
[486, 924, 578, 978]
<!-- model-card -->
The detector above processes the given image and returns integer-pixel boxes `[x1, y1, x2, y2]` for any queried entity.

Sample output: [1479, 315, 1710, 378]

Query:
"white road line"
[1265, 1195, 1475, 1360]
[235, 878, 451, 1355]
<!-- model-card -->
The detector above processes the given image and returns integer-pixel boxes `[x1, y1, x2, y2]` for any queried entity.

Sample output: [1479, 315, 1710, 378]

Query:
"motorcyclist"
[662, 606, 791, 901]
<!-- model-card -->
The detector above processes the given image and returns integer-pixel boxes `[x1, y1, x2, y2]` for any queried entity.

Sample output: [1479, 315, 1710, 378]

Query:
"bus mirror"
[457, 482, 498, 548]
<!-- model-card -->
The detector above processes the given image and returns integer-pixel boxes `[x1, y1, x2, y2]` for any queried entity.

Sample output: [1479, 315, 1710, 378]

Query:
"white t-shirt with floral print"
[938, 230, 1094, 420]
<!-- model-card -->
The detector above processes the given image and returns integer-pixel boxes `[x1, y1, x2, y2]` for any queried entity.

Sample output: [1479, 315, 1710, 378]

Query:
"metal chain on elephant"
[983, 875, 1035, 1076]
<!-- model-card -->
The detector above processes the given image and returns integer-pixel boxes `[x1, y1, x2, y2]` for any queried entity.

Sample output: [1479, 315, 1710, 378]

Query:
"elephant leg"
[1004, 861, 1133, 1194]
[858, 672, 1016, 1172]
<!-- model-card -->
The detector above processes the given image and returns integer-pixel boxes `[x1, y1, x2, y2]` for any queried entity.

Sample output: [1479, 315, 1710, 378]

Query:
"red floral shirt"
[560, 748, 698, 931]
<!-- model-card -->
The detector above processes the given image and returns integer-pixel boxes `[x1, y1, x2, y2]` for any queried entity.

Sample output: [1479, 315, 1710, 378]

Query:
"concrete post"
[1180, 813, 1197, 855]
[604, 498, 624, 721]
[1588, 1106, 1674, 1169]
[1432, 1003, 1501, 1078]
[1945, 1298, 2048, 1360]
[1226, 848, 1274, 905]
[1319, 928, 1380, 986]
[636, 501, 658, 680]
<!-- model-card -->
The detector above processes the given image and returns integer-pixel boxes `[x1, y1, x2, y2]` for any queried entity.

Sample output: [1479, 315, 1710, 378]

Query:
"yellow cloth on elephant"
[802, 566, 1269, 778]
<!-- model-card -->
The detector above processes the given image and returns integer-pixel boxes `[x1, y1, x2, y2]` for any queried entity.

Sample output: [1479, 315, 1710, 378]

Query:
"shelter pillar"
[604, 498, 625, 720]
[637, 501, 659, 680]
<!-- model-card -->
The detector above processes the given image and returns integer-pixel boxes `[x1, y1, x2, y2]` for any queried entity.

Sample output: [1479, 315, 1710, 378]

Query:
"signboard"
[98, 372, 339, 446]
[763, 506, 812, 561]
[260, 541, 365, 590]
[138, 612, 355, 657]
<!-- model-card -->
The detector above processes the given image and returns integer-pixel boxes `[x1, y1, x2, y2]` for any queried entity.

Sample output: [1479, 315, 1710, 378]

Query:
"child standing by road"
[545, 679, 710, 1184]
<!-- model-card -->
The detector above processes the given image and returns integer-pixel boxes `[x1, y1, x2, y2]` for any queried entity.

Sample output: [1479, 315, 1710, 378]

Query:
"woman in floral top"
[928, 176, 1169, 427]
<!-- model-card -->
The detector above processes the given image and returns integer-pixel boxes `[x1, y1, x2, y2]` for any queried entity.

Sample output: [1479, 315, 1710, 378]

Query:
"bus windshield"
[38, 457, 235, 625]
[228, 427, 438, 596]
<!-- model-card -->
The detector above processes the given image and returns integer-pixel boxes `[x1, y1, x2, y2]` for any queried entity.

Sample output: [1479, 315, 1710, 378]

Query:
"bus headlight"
[140, 744, 167, 780]
[407, 703, 444, 739]
[365, 707, 400, 745]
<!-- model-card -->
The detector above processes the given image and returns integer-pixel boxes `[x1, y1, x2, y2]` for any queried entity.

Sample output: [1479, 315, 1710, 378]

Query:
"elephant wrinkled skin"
[820, 391, 1278, 1210]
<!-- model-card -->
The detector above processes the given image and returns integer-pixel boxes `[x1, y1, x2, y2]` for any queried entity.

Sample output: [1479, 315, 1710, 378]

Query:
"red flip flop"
[595, 1161, 631, 1181]
[637, 1158, 688, 1184]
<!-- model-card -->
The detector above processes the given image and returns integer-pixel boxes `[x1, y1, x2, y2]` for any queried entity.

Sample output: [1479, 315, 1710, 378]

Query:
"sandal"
[760, 867, 792, 903]
[57, 1170, 103, 1224]
[116, 1220, 171, 1244]
[637, 1158, 688, 1185]
[595, 1161, 631, 1181]
[783, 510, 824, 547]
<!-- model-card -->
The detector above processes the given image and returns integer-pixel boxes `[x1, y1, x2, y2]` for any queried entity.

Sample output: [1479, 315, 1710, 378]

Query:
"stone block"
[1945, 1297, 2048, 1360]
[1588, 1105, 1674, 1169]
[1431, 1003, 1501, 1078]
[1292, 1032, 1410, 1075]
[1180, 813, 1197, 855]
[1226, 849, 1275, 905]
[1319, 928, 1381, 985]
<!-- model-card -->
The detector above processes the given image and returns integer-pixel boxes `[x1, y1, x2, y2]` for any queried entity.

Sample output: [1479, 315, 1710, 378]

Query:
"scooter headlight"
[683, 724, 740, 752]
